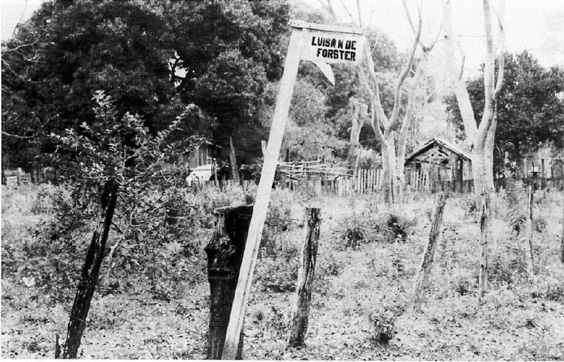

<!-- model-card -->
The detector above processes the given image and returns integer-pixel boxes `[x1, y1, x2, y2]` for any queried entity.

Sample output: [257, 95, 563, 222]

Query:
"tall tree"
[320, 0, 440, 204]
[446, 51, 564, 172]
[2, 0, 290, 170]
[443, 0, 506, 192]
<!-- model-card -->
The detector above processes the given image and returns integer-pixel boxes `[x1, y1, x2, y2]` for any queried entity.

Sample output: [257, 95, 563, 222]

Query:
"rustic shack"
[185, 141, 216, 169]
[405, 138, 473, 192]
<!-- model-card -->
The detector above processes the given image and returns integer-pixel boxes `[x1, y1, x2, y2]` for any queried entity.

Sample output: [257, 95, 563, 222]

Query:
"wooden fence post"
[205, 205, 253, 360]
[479, 191, 490, 301]
[60, 179, 119, 359]
[288, 208, 321, 347]
[561, 196, 564, 263]
[526, 186, 535, 275]
[411, 193, 447, 312]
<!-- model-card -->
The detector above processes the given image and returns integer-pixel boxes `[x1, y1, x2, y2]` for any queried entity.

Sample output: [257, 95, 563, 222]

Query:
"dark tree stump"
[204, 205, 253, 360]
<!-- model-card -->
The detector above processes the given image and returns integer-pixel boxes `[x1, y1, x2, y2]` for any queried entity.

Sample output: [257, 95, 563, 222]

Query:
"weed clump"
[368, 286, 408, 345]
[340, 211, 414, 248]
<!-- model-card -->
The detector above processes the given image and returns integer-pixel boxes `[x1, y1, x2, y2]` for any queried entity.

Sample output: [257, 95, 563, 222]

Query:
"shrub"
[529, 269, 564, 302]
[339, 211, 414, 248]
[30, 184, 58, 215]
[260, 188, 295, 256]
[488, 248, 528, 288]
[317, 250, 345, 279]
[254, 242, 299, 293]
[368, 286, 408, 345]
[503, 178, 527, 235]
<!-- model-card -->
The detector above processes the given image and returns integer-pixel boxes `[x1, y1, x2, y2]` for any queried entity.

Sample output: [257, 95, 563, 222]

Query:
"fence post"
[205, 205, 253, 360]
[288, 208, 321, 347]
[561, 196, 564, 263]
[60, 179, 119, 359]
[411, 193, 447, 312]
[526, 186, 535, 275]
[479, 191, 490, 301]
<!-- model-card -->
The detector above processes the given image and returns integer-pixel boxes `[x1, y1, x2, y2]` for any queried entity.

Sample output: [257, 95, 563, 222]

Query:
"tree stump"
[204, 205, 253, 360]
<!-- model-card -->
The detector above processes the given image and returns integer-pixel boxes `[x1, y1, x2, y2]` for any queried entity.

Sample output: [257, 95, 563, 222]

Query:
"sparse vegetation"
[2, 184, 564, 360]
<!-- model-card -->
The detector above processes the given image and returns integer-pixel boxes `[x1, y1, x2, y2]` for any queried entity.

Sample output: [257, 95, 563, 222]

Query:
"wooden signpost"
[221, 20, 365, 360]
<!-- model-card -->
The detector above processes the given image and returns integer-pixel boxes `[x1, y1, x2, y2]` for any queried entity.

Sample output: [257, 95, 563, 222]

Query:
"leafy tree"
[46, 91, 204, 293]
[165, 0, 290, 164]
[2, 0, 290, 171]
[283, 78, 346, 161]
[445, 51, 564, 173]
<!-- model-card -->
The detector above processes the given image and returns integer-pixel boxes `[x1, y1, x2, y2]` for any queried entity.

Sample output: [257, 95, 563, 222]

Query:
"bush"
[261, 188, 295, 256]
[317, 250, 345, 279]
[368, 285, 408, 345]
[254, 242, 299, 293]
[339, 211, 414, 248]
[30, 184, 58, 215]
[529, 269, 564, 302]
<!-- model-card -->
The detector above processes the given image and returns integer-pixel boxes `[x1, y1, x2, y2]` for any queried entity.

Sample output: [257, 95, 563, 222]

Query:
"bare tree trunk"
[288, 208, 321, 347]
[205, 205, 253, 360]
[347, 98, 365, 162]
[479, 191, 490, 301]
[61, 179, 119, 359]
[396, 52, 430, 202]
[443, 0, 504, 195]
[380, 137, 396, 205]
[411, 193, 447, 312]
[526, 186, 535, 276]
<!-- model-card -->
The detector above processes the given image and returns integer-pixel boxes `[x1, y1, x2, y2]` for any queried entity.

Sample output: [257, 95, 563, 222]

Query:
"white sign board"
[300, 30, 366, 65]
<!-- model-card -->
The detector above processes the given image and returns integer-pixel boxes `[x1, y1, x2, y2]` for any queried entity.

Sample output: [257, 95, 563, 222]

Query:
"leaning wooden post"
[220, 24, 304, 361]
[205, 205, 253, 360]
[221, 21, 366, 360]
[60, 179, 119, 359]
[478, 191, 491, 301]
[411, 193, 447, 313]
[526, 186, 535, 275]
[288, 208, 321, 347]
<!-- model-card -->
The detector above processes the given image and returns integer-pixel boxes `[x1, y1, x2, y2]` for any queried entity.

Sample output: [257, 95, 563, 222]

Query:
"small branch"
[388, 3, 422, 131]
[1, 130, 35, 140]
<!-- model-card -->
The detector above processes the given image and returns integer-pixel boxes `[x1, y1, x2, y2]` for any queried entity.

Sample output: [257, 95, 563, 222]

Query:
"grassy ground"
[2, 185, 564, 360]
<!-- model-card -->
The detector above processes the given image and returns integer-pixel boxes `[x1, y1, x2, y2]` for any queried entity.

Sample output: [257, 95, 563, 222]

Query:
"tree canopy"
[446, 51, 564, 168]
[2, 0, 290, 169]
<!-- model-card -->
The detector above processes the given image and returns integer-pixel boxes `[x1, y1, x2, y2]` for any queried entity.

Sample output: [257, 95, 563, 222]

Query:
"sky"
[2, 0, 563, 76]
[304, 0, 564, 75]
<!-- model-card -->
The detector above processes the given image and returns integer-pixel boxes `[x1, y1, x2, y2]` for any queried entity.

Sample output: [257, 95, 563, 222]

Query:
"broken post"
[288, 207, 321, 347]
[205, 205, 253, 360]
[61, 179, 119, 359]
[479, 191, 490, 301]
[411, 193, 447, 313]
